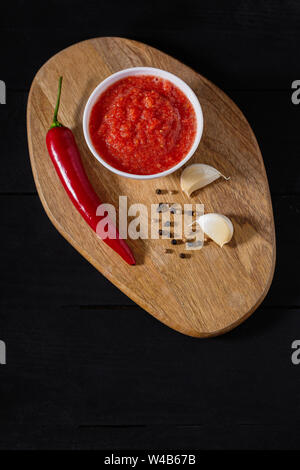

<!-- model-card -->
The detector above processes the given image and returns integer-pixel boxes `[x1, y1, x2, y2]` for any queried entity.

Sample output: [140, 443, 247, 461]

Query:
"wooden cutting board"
[27, 37, 276, 337]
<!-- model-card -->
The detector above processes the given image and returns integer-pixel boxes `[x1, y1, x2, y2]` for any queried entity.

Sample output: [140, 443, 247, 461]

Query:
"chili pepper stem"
[50, 76, 63, 129]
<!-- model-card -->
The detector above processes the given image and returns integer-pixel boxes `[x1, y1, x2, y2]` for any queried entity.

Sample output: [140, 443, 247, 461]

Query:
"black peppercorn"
[159, 229, 163, 235]
[157, 203, 169, 213]
[156, 189, 162, 194]
[171, 239, 177, 245]
[180, 253, 186, 258]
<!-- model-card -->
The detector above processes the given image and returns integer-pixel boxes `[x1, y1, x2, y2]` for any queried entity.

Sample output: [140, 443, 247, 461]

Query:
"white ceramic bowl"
[83, 67, 203, 180]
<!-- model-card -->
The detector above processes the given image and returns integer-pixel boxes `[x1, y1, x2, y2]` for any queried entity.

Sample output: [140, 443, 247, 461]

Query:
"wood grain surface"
[27, 37, 276, 337]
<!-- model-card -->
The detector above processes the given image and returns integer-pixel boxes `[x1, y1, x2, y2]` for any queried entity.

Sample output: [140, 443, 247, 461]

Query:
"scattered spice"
[158, 229, 163, 235]
[171, 239, 177, 245]
[156, 189, 162, 194]
[179, 253, 186, 258]
[170, 190, 178, 195]
[165, 248, 172, 254]
[157, 203, 169, 213]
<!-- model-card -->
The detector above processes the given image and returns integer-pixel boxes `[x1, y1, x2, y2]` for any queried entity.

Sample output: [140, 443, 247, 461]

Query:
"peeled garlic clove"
[180, 163, 230, 197]
[196, 213, 233, 247]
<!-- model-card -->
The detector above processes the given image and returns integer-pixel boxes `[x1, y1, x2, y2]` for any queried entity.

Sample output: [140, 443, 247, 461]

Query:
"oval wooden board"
[27, 37, 276, 337]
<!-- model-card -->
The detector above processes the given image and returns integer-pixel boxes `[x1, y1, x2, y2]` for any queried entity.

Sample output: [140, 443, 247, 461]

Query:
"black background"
[0, 0, 300, 450]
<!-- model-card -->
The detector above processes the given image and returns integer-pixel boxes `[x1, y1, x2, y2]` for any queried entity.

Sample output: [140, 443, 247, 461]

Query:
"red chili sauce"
[89, 75, 197, 175]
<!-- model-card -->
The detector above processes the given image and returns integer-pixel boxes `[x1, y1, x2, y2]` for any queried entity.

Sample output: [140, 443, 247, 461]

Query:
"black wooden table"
[0, 0, 300, 450]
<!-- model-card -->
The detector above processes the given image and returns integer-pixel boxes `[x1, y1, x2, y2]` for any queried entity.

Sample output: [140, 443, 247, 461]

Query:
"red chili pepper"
[46, 77, 135, 265]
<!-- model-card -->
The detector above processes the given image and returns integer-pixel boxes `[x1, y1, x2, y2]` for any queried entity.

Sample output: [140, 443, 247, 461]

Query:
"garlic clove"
[196, 213, 234, 247]
[180, 163, 230, 197]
